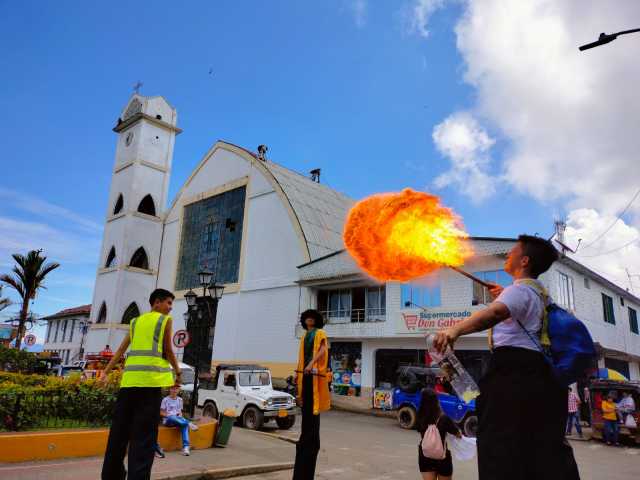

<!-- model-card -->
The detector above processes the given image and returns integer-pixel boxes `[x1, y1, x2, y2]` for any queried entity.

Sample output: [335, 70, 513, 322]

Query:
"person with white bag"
[417, 388, 461, 479]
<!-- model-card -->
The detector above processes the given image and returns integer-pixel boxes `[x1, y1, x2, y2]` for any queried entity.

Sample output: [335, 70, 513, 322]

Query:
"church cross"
[133, 81, 143, 94]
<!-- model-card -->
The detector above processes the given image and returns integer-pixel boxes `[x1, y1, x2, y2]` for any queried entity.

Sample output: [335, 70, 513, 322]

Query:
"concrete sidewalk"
[0, 428, 295, 480]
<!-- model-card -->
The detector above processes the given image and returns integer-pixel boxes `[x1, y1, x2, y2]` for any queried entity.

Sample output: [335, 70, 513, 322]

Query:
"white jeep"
[197, 364, 298, 430]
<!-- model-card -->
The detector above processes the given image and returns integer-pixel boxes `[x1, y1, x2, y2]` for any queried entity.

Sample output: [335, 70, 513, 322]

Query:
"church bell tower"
[85, 94, 181, 354]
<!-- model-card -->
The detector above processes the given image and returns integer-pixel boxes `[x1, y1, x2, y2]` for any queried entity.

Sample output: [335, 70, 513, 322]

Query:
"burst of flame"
[343, 188, 473, 282]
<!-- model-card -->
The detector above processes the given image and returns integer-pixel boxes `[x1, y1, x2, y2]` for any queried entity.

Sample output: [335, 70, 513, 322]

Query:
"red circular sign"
[172, 330, 191, 348]
[24, 334, 37, 347]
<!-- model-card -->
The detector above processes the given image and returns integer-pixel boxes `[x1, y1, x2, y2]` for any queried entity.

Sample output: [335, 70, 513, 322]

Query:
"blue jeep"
[392, 366, 478, 437]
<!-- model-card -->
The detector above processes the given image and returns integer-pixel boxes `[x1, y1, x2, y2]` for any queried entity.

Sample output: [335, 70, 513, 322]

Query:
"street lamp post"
[579, 28, 640, 51]
[78, 320, 89, 360]
[184, 271, 225, 418]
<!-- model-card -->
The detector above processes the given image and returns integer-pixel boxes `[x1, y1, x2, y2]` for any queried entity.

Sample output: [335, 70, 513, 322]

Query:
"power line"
[581, 187, 640, 250]
[577, 235, 639, 258]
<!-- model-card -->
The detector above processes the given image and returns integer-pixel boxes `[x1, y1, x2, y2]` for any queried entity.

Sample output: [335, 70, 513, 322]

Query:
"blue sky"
[2, 1, 639, 341]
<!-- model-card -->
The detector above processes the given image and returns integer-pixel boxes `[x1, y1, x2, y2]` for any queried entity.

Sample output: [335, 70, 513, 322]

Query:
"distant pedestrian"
[582, 386, 591, 427]
[417, 388, 461, 480]
[617, 391, 635, 426]
[293, 309, 330, 480]
[601, 392, 619, 446]
[434, 235, 580, 479]
[566, 388, 582, 437]
[101, 289, 181, 480]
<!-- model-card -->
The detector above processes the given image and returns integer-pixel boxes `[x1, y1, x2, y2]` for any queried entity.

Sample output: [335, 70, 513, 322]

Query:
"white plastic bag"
[625, 414, 637, 428]
[446, 433, 477, 461]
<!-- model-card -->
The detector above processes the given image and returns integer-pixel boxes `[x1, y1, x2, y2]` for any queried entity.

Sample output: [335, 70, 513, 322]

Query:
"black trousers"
[477, 347, 580, 480]
[102, 387, 162, 480]
[293, 374, 320, 480]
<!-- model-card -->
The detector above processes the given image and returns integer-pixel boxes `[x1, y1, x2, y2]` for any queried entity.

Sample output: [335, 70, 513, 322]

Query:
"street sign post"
[172, 329, 191, 349]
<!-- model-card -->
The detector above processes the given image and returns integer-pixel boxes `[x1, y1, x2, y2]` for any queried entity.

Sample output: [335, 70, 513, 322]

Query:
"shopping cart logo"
[402, 313, 419, 330]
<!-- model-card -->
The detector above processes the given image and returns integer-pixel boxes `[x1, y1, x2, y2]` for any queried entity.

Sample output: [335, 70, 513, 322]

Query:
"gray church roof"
[262, 161, 354, 260]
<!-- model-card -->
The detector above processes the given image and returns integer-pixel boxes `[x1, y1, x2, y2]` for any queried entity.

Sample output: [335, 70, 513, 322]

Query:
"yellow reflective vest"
[121, 311, 175, 388]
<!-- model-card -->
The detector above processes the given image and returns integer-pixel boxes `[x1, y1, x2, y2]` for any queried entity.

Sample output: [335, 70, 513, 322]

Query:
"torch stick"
[449, 266, 494, 288]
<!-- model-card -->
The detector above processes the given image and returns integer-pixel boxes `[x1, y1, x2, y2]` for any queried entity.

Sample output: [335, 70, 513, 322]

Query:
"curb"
[330, 405, 396, 419]
[157, 462, 294, 480]
[247, 429, 298, 445]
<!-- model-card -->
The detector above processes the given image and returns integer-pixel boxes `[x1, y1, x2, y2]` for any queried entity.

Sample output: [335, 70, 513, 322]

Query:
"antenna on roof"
[310, 168, 321, 183]
[257, 145, 268, 161]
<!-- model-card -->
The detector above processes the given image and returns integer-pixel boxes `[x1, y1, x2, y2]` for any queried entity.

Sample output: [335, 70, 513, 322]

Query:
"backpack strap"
[518, 279, 551, 347]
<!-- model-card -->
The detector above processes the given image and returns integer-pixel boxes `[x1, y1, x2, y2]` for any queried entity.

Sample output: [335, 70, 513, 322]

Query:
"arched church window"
[97, 302, 107, 324]
[105, 247, 117, 268]
[129, 247, 149, 270]
[121, 302, 140, 324]
[137, 195, 156, 216]
[113, 194, 124, 215]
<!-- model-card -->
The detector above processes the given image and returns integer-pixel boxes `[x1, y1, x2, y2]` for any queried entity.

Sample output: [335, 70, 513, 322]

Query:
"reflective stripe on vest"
[121, 312, 174, 388]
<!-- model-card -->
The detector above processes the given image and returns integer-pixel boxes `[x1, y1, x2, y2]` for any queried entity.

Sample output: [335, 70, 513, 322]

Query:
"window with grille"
[602, 293, 616, 325]
[472, 270, 512, 305]
[629, 307, 639, 335]
[557, 272, 575, 311]
[401, 279, 442, 308]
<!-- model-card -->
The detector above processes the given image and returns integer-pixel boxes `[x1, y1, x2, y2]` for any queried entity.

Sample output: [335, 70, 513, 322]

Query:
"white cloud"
[448, 0, 640, 215]
[0, 216, 100, 265]
[347, 0, 368, 28]
[0, 187, 102, 233]
[406, 0, 447, 38]
[563, 209, 640, 290]
[432, 111, 497, 202]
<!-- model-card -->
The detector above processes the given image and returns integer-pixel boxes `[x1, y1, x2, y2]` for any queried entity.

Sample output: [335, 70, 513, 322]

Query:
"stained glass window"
[175, 186, 246, 290]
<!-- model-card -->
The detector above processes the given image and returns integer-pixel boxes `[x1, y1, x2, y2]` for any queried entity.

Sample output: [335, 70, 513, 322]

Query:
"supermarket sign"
[397, 307, 481, 334]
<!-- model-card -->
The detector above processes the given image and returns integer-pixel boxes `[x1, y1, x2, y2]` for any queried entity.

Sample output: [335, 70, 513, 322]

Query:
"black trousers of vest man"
[102, 387, 162, 480]
[476, 347, 580, 480]
[293, 374, 321, 480]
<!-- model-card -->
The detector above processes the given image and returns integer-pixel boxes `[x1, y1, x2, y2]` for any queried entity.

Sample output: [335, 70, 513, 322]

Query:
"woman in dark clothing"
[417, 388, 461, 480]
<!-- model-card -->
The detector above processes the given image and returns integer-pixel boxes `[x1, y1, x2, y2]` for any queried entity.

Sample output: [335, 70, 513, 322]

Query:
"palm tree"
[0, 250, 60, 349]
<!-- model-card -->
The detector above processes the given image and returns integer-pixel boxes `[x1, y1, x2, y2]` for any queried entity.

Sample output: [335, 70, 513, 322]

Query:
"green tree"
[0, 250, 60, 350]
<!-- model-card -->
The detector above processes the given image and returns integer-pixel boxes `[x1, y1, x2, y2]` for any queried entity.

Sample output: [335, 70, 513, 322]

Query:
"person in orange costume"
[293, 309, 330, 480]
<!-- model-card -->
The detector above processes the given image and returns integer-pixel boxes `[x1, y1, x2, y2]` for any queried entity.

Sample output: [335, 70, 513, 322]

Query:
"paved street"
[1, 411, 637, 479]
[256, 410, 639, 480]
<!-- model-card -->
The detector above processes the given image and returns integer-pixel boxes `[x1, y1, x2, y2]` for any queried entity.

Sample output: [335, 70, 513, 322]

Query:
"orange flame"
[343, 188, 473, 282]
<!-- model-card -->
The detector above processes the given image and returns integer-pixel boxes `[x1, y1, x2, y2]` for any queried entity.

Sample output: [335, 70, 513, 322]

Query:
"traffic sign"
[24, 334, 37, 347]
[173, 329, 190, 348]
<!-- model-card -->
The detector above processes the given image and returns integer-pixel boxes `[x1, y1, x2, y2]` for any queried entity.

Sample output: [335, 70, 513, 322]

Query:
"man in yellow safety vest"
[101, 289, 181, 480]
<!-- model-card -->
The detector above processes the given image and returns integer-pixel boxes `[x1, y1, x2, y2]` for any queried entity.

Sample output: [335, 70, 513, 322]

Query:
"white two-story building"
[42, 305, 92, 364]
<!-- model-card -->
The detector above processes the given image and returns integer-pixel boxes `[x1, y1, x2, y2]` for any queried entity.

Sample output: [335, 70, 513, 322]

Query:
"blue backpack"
[518, 280, 597, 386]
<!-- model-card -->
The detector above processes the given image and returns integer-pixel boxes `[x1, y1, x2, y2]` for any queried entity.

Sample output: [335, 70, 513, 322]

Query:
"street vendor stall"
[589, 379, 639, 444]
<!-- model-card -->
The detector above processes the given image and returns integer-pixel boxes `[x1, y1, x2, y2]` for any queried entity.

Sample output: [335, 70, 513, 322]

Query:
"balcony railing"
[321, 308, 386, 324]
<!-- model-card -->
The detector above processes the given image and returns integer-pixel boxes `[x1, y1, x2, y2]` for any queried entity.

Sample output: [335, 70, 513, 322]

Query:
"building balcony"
[296, 308, 387, 339]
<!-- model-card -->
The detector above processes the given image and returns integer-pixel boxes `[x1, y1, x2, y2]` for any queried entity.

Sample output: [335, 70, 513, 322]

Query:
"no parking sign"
[24, 334, 37, 347]
[172, 329, 190, 348]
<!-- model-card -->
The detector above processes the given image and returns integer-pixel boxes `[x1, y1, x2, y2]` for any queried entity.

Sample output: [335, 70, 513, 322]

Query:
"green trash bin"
[214, 409, 235, 447]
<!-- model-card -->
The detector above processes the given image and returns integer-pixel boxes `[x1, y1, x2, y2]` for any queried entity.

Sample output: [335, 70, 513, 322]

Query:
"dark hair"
[416, 388, 442, 432]
[149, 288, 175, 306]
[300, 309, 324, 330]
[517, 234, 559, 278]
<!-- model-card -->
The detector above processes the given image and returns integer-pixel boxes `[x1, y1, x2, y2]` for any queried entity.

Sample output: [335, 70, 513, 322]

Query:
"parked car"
[176, 362, 196, 393]
[589, 379, 640, 444]
[392, 366, 478, 436]
[197, 364, 298, 430]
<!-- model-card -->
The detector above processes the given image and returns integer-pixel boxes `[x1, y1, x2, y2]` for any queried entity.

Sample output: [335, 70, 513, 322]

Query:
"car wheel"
[242, 406, 264, 430]
[275, 415, 296, 430]
[462, 414, 478, 437]
[202, 401, 218, 420]
[398, 406, 417, 429]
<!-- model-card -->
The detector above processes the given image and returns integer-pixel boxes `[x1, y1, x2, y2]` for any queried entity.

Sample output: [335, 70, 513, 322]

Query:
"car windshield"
[180, 368, 195, 384]
[238, 371, 270, 386]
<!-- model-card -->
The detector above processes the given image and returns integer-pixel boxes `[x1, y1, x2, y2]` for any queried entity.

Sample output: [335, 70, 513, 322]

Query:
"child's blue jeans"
[165, 415, 190, 447]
